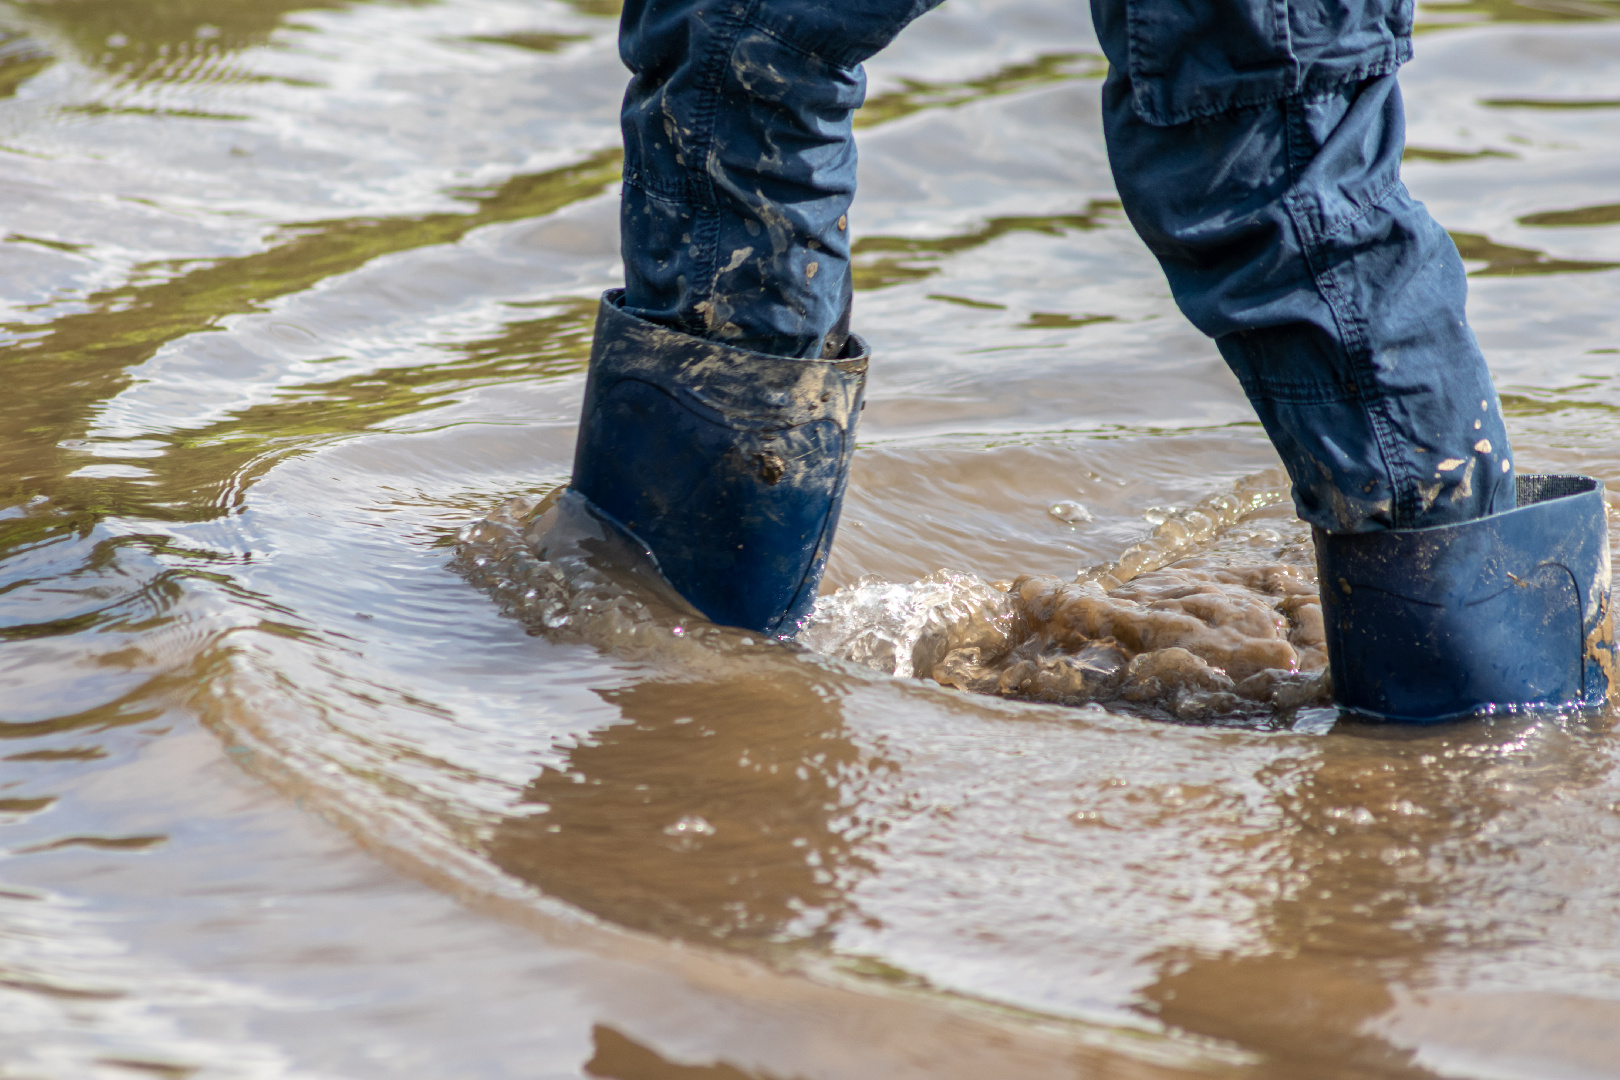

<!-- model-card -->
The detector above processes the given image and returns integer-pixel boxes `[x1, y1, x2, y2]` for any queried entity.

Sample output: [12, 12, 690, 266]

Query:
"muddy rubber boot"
[1315, 474, 1617, 722]
[568, 290, 868, 637]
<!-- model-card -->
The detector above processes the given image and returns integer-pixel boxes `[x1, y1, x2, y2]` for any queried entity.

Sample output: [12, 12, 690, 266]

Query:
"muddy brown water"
[4, 1, 1620, 1077]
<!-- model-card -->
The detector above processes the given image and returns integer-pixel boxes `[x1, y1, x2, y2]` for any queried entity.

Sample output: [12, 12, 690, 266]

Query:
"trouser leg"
[1082, 0, 1620, 721]
[1091, 0, 1514, 533]
[618, 0, 940, 359]
[569, 0, 941, 635]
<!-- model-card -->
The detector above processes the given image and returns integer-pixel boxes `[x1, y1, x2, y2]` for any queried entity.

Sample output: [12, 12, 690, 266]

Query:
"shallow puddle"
[3, 1, 1620, 1078]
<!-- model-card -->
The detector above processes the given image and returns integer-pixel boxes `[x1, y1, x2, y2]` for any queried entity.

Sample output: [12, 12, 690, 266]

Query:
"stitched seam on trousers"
[1235, 374, 1364, 404]
[1281, 97, 1412, 527]
[689, 0, 756, 198]
[619, 175, 722, 339]
[739, 14, 840, 66]
[1319, 254, 1416, 525]
[747, 0, 931, 69]
[1298, 243, 1413, 523]
[1271, 0, 1296, 91]
[1122, 0, 1160, 118]
[623, 4, 751, 209]
[682, 0, 761, 330]
[684, 201, 724, 340]
[621, 167, 699, 203]
[1134, 53, 1405, 126]
[1319, 170, 1404, 245]
[621, 15, 748, 208]
[1339, 174, 1432, 525]
[1283, 94, 1311, 194]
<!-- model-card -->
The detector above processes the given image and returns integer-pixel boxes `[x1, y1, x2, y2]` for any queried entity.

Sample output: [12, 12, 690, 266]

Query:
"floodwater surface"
[3, 1, 1620, 1077]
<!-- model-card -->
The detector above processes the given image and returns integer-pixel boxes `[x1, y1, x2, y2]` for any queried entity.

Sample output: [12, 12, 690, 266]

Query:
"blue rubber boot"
[569, 290, 868, 637]
[1316, 474, 1618, 722]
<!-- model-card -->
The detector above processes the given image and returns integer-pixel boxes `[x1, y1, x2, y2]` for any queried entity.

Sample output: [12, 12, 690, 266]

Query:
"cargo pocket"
[1122, 0, 1413, 126]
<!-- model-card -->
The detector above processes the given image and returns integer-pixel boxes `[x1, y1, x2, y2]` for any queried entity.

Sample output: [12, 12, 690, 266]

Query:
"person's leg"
[619, 0, 939, 360]
[1090, 0, 1513, 534]
[1089, 0, 1615, 719]
[570, 0, 940, 635]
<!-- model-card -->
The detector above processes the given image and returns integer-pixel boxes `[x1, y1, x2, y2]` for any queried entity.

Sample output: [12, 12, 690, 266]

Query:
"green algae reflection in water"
[0, 150, 621, 523]
[0, 28, 53, 97]
[458, 31, 591, 54]
[852, 201, 1124, 291]
[1403, 146, 1517, 163]
[1417, 0, 1620, 31]
[855, 51, 1106, 129]
[8, 0, 426, 85]
[1520, 203, 1620, 228]
[1449, 232, 1620, 276]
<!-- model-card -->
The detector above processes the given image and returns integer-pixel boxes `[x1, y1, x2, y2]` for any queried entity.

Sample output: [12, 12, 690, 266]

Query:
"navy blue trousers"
[615, 0, 1515, 532]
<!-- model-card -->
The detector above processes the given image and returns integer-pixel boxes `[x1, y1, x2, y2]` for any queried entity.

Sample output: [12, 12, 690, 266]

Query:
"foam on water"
[803, 469, 1329, 723]
[454, 487, 694, 649]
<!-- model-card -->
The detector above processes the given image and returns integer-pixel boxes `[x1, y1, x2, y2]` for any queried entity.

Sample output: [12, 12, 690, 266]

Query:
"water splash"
[796, 569, 1016, 679]
[456, 473, 1330, 723]
[452, 487, 709, 656]
[802, 470, 1331, 723]
[1077, 467, 1296, 589]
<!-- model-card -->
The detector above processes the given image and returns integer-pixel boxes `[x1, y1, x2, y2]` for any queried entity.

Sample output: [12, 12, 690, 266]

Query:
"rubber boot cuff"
[1316, 473, 1617, 722]
[569, 290, 868, 637]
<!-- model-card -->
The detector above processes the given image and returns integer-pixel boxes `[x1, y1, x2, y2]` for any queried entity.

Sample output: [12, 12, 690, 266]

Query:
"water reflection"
[855, 51, 1104, 129]
[1142, 714, 1617, 1078]
[559, 0, 622, 17]
[11, 0, 372, 84]
[1, 0, 1619, 1072]
[585, 1025, 775, 1080]
[485, 673, 878, 951]
[1479, 96, 1620, 109]
[1500, 381, 1620, 419]
[0, 28, 52, 97]
[1402, 146, 1515, 163]
[461, 31, 590, 54]
[1448, 231, 1620, 276]
[1519, 202, 1620, 227]
[1418, 0, 1620, 31]
[0, 153, 617, 517]
[852, 202, 1123, 291]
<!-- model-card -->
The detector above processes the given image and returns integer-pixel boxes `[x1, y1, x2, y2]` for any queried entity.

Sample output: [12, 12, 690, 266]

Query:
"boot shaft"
[1316, 474, 1616, 722]
[571, 290, 867, 636]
